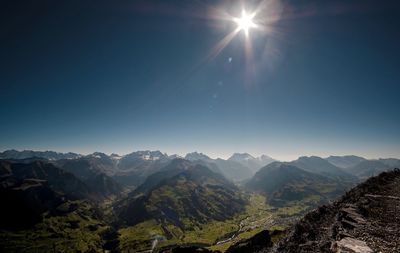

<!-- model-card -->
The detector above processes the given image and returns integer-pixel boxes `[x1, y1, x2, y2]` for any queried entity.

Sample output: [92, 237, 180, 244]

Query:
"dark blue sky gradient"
[1, 0, 399, 160]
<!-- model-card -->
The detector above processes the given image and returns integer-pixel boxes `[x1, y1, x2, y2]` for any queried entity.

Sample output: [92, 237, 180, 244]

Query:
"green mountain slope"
[116, 159, 247, 228]
[246, 162, 344, 206]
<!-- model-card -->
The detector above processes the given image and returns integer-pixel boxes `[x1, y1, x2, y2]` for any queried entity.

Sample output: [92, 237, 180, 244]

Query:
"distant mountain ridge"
[346, 160, 391, 179]
[1, 149, 399, 187]
[185, 152, 254, 181]
[0, 149, 81, 160]
[325, 155, 366, 168]
[290, 156, 357, 182]
[228, 153, 275, 173]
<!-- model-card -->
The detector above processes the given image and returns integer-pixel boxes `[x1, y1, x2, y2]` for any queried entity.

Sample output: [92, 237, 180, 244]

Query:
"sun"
[233, 10, 257, 36]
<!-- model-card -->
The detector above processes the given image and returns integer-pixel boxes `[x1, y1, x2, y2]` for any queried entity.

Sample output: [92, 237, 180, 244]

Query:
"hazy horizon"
[2, 146, 399, 162]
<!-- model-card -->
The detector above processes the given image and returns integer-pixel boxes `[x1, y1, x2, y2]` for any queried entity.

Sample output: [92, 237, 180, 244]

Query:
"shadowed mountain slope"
[56, 157, 124, 198]
[0, 160, 95, 230]
[0, 160, 93, 200]
[0, 177, 64, 230]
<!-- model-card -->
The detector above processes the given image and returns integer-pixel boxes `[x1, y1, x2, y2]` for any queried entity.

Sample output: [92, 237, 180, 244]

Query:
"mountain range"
[0, 150, 81, 160]
[0, 150, 276, 187]
[0, 149, 399, 252]
[3, 149, 395, 182]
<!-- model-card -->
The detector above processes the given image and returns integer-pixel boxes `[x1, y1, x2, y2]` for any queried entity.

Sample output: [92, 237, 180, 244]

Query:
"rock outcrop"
[226, 230, 273, 253]
[273, 169, 400, 253]
[228, 169, 400, 253]
[331, 237, 373, 253]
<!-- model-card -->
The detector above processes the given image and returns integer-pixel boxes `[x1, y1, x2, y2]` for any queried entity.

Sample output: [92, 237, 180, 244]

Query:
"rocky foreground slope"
[227, 169, 400, 253]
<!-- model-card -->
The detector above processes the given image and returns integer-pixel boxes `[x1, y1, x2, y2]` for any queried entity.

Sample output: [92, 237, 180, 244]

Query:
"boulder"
[331, 237, 373, 253]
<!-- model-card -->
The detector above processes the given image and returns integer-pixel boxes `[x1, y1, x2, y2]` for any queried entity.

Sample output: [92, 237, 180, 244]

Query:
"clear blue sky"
[1, 0, 399, 160]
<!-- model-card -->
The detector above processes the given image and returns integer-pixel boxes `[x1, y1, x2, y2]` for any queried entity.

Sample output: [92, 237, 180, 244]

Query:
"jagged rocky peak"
[110, 153, 122, 159]
[122, 150, 168, 161]
[168, 154, 183, 159]
[228, 153, 276, 173]
[229, 152, 255, 161]
[88, 152, 109, 159]
[259, 154, 275, 162]
[184, 152, 212, 161]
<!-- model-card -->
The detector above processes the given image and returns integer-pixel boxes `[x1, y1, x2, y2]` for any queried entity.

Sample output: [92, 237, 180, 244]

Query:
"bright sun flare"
[233, 10, 256, 36]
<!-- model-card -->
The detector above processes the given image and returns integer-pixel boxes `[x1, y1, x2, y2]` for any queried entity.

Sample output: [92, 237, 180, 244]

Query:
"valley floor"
[118, 193, 321, 253]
